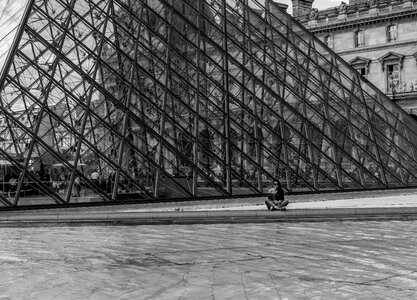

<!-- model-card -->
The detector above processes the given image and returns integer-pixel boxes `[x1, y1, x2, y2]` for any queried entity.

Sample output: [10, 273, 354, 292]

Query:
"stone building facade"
[292, 0, 417, 116]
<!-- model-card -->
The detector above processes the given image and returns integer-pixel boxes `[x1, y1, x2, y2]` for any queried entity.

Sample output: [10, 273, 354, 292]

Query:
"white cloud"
[314, 0, 343, 9]
[0, 1, 28, 70]
[276, 0, 342, 14]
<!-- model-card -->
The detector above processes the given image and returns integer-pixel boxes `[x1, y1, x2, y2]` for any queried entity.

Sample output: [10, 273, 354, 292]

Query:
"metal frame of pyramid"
[0, 0, 416, 208]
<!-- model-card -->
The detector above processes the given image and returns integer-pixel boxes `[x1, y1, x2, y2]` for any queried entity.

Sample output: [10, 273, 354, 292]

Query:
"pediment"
[349, 56, 371, 74]
[378, 52, 405, 71]
[348, 56, 371, 66]
[378, 52, 404, 63]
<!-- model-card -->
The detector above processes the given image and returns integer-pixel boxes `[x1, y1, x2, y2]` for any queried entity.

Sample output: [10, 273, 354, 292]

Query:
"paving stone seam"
[1, 207, 417, 225]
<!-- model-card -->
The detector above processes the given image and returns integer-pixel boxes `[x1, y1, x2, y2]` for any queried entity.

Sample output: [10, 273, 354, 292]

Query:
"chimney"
[292, 0, 314, 19]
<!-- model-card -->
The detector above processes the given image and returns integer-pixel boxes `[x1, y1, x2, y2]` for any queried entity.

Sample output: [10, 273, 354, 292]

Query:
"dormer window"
[387, 24, 397, 42]
[387, 64, 400, 93]
[358, 68, 366, 76]
[349, 57, 371, 77]
[378, 52, 405, 93]
[324, 35, 333, 49]
[354, 29, 364, 47]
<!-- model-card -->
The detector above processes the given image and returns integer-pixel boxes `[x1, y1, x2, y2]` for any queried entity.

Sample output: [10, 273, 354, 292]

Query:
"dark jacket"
[268, 183, 284, 201]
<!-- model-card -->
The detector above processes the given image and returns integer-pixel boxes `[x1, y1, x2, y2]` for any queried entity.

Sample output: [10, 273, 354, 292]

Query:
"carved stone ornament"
[309, 8, 319, 20]
[338, 2, 348, 13]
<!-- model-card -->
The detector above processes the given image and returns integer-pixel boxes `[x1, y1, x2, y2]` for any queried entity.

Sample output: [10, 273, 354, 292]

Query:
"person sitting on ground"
[265, 179, 289, 211]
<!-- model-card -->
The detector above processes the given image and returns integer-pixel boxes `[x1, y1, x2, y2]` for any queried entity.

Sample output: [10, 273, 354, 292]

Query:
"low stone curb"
[1, 206, 417, 225]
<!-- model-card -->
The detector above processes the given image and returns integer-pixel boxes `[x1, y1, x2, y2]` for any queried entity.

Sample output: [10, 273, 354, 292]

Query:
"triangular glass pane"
[0, 0, 416, 208]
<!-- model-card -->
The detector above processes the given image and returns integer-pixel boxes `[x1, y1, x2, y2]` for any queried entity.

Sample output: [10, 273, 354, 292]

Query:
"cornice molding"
[349, 56, 371, 63]
[305, 10, 417, 34]
[336, 40, 417, 56]
[391, 93, 417, 106]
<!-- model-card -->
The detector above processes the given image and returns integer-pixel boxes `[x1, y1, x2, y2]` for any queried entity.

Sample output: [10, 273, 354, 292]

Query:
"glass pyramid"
[0, 0, 28, 73]
[0, 0, 416, 207]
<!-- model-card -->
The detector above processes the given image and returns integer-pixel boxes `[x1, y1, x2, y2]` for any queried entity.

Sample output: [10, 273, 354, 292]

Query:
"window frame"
[354, 29, 365, 47]
[378, 52, 405, 93]
[349, 56, 371, 77]
[357, 67, 366, 76]
[387, 24, 397, 42]
[386, 64, 400, 93]
[324, 34, 333, 49]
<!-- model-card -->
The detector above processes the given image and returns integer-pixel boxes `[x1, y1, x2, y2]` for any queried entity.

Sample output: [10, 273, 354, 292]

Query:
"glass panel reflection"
[0, 0, 415, 208]
[0, 0, 28, 71]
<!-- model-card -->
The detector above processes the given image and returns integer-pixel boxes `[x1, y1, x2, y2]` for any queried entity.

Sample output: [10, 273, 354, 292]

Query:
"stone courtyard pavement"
[1, 220, 416, 299]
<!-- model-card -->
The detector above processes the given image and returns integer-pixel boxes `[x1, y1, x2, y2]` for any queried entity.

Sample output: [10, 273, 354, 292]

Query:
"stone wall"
[300, 0, 417, 109]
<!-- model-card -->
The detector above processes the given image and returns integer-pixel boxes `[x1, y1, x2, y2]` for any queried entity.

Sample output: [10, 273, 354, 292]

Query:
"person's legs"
[265, 199, 279, 210]
[277, 199, 289, 208]
[277, 199, 289, 211]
